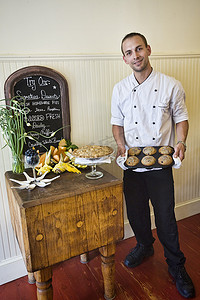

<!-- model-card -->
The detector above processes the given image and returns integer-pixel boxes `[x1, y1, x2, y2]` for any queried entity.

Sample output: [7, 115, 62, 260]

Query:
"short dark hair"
[121, 32, 148, 55]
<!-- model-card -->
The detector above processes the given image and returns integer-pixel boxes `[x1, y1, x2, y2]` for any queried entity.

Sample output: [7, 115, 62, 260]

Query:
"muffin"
[143, 146, 157, 155]
[158, 155, 173, 166]
[141, 156, 156, 166]
[159, 146, 173, 155]
[125, 156, 140, 167]
[128, 147, 141, 156]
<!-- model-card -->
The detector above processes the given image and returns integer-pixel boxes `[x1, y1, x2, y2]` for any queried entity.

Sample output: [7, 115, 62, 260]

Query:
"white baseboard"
[174, 197, 200, 221]
[124, 197, 200, 240]
[0, 255, 27, 285]
[0, 198, 199, 285]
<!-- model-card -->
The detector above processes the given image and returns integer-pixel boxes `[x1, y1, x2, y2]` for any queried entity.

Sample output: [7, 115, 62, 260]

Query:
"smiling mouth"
[134, 59, 143, 65]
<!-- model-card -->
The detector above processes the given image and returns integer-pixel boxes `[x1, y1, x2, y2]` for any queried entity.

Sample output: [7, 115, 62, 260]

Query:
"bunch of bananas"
[36, 139, 85, 175]
[52, 155, 81, 174]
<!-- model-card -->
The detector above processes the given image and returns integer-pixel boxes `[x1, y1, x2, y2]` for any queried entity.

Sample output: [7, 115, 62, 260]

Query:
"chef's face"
[122, 35, 151, 73]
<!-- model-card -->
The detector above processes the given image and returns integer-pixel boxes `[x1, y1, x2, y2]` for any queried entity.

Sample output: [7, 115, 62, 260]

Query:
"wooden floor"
[0, 214, 200, 300]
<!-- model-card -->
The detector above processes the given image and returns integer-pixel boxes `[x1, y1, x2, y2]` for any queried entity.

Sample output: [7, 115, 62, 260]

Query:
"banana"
[52, 154, 81, 174]
[71, 161, 87, 169]
[36, 148, 53, 175]
[65, 163, 82, 173]
[66, 152, 87, 169]
[45, 148, 52, 165]
[52, 162, 81, 174]
[37, 164, 53, 175]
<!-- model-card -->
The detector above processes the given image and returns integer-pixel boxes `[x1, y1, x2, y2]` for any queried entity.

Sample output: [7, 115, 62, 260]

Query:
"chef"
[111, 32, 195, 299]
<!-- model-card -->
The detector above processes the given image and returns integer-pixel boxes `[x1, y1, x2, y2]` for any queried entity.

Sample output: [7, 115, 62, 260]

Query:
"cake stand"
[72, 153, 115, 180]
[85, 162, 104, 179]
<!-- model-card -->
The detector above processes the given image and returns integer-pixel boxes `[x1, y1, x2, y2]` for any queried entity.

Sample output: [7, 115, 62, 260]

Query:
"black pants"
[123, 167, 186, 267]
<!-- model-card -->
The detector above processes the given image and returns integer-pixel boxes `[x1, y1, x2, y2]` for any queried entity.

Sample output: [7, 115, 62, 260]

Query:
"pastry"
[141, 155, 156, 166]
[128, 147, 141, 156]
[72, 145, 113, 158]
[159, 146, 173, 155]
[125, 156, 139, 167]
[143, 146, 157, 155]
[158, 155, 173, 166]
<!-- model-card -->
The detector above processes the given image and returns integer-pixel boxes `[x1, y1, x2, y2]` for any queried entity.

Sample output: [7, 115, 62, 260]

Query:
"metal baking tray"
[124, 146, 175, 169]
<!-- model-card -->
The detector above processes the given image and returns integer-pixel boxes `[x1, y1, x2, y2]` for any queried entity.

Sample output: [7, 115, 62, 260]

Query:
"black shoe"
[124, 243, 154, 268]
[168, 265, 195, 298]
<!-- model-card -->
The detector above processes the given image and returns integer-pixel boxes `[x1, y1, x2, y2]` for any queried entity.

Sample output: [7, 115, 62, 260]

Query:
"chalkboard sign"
[4, 66, 70, 153]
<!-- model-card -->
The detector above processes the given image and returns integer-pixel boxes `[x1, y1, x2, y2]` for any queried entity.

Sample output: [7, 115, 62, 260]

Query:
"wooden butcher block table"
[5, 167, 124, 300]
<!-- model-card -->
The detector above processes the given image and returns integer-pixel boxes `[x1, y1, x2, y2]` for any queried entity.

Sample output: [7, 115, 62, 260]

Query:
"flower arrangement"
[0, 96, 30, 173]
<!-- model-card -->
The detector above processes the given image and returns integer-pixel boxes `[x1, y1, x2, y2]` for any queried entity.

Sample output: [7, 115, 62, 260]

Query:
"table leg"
[99, 243, 116, 300]
[28, 272, 36, 284]
[80, 252, 89, 264]
[34, 267, 53, 300]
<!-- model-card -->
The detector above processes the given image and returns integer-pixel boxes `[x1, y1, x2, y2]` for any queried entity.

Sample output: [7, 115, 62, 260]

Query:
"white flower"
[27, 136, 35, 140]
[50, 132, 56, 137]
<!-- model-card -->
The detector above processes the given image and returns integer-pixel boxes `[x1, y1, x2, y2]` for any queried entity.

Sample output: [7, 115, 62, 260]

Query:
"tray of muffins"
[124, 146, 175, 169]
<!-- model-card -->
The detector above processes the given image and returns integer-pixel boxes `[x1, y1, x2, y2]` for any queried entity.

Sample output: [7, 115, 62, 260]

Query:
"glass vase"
[12, 154, 25, 174]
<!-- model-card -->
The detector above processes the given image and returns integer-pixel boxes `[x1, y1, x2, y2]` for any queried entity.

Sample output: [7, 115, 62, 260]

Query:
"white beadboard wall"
[0, 54, 200, 284]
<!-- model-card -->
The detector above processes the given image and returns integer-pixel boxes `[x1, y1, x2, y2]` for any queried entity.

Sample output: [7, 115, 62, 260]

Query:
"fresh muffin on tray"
[141, 155, 156, 166]
[158, 155, 173, 166]
[128, 147, 141, 156]
[126, 156, 140, 167]
[143, 146, 157, 155]
[159, 146, 173, 155]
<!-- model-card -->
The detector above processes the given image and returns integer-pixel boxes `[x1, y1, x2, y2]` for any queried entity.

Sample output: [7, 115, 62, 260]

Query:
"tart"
[72, 145, 113, 158]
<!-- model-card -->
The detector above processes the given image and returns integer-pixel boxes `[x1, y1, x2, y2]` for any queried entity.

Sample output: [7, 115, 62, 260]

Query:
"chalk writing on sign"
[14, 75, 64, 152]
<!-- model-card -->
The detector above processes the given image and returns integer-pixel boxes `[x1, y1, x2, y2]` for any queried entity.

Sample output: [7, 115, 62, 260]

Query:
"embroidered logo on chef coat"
[125, 127, 141, 145]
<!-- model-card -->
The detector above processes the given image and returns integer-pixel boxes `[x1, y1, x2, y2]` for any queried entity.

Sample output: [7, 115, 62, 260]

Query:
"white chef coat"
[111, 70, 188, 149]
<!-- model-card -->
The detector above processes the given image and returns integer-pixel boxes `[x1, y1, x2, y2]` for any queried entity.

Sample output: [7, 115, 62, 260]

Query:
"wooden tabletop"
[5, 167, 122, 209]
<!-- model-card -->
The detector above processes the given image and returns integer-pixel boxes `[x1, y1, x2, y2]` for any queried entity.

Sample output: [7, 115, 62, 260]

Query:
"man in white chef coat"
[111, 32, 195, 299]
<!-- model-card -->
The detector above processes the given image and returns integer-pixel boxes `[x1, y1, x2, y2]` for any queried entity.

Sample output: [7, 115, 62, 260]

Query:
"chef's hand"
[116, 144, 126, 158]
[174, 143, 186, 161]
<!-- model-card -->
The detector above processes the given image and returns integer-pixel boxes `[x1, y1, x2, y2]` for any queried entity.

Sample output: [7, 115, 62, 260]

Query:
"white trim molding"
[0, 53, 200, 62]
[0, 255, 27, 285]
